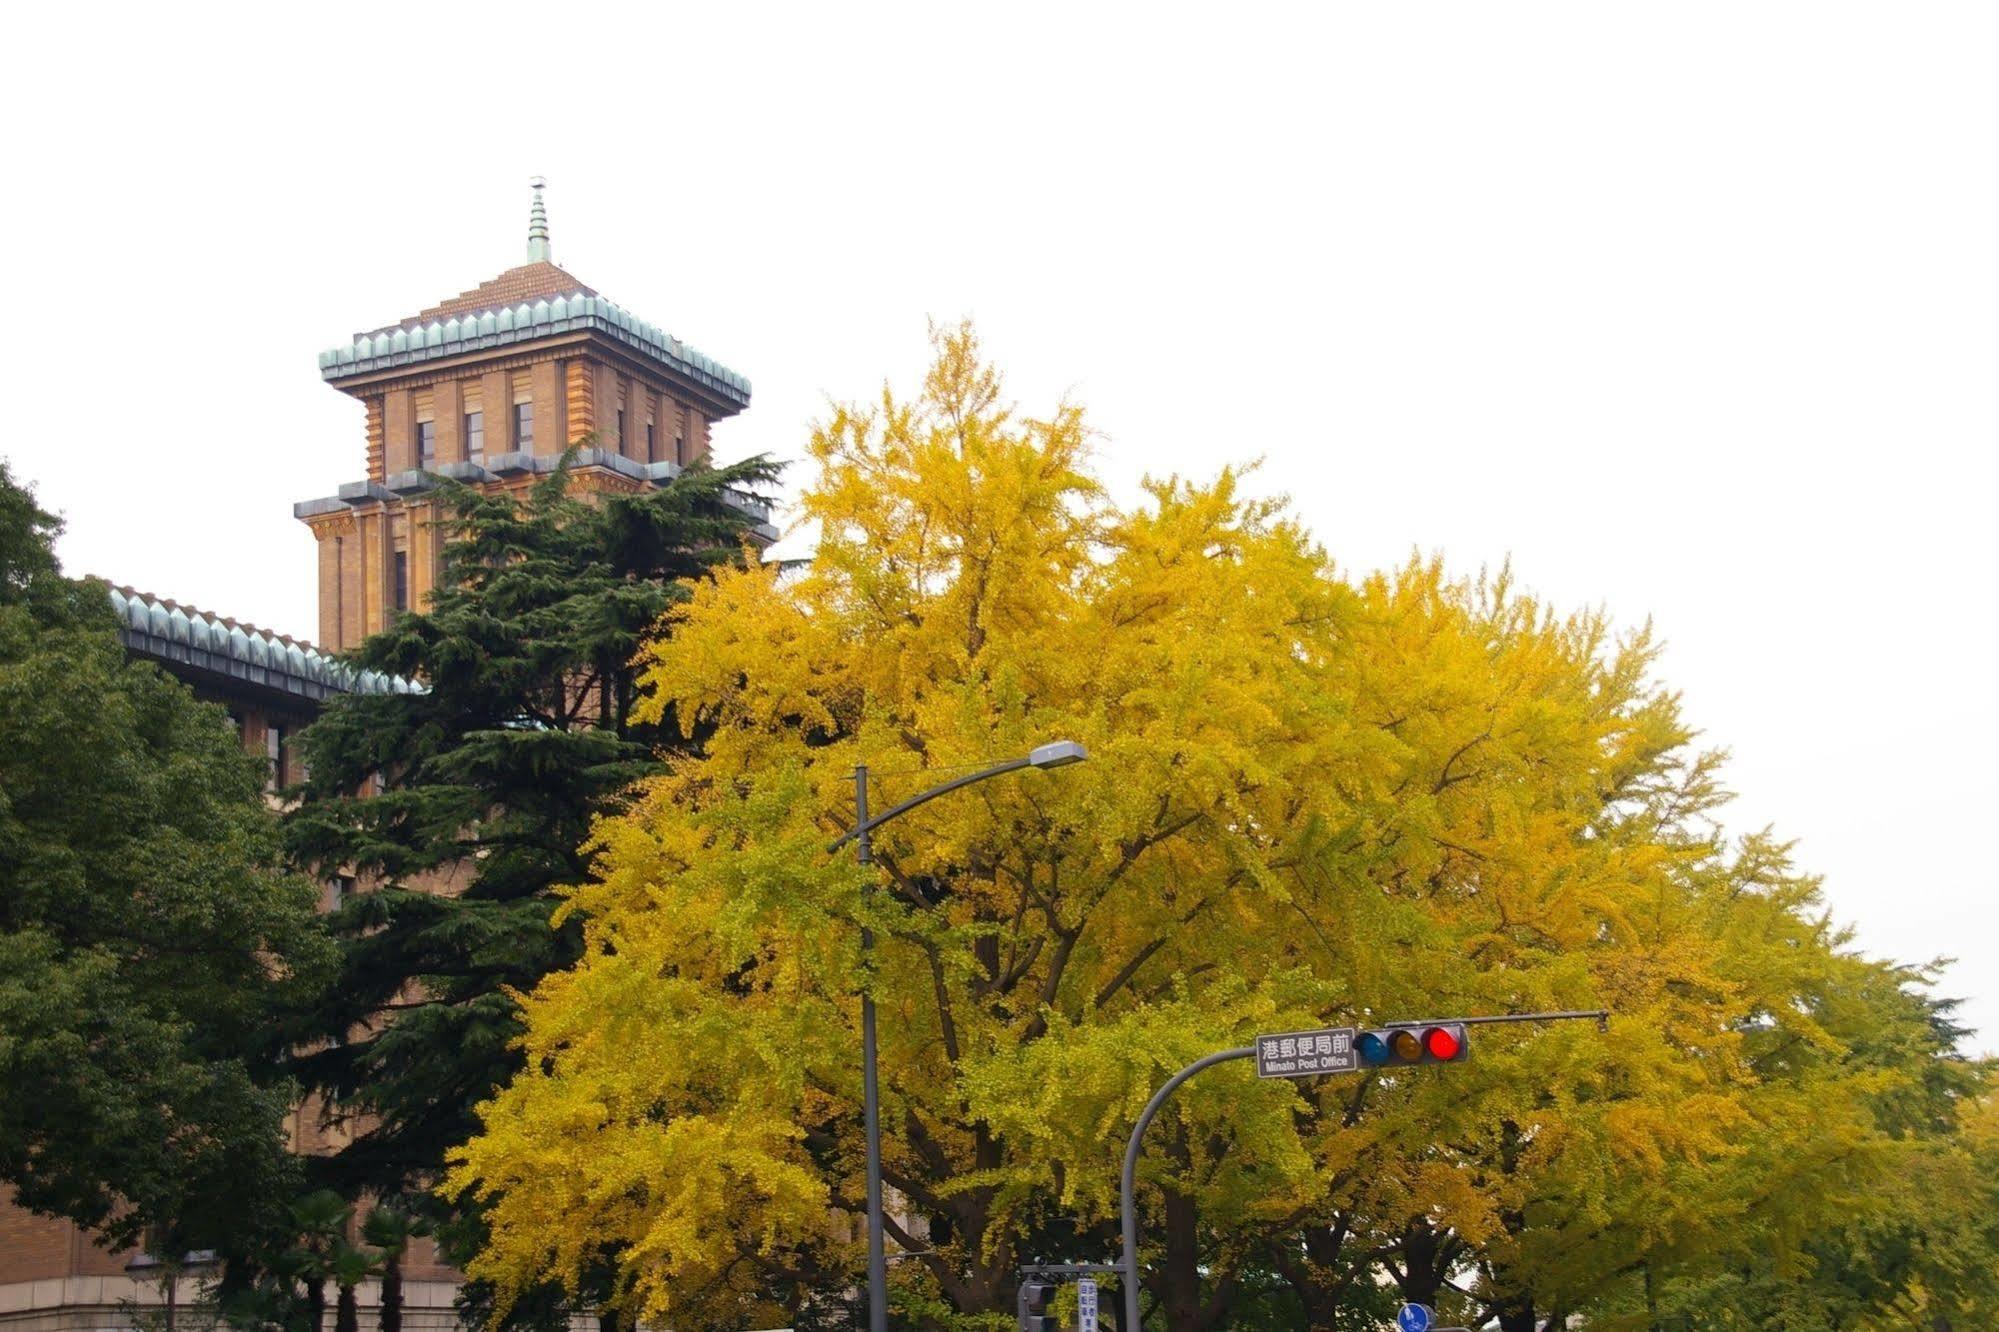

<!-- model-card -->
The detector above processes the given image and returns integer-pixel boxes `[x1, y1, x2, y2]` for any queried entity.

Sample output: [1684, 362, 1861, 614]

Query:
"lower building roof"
[106, 586, 411, 705]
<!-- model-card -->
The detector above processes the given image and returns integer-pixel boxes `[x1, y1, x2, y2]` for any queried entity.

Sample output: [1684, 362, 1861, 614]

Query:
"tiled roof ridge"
[408, 259, 598, 326]
[108, 583, 324, 656]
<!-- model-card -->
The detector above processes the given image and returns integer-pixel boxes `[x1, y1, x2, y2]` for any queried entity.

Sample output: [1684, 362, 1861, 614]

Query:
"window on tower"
[617, 408, 626, 452]
[416, 419, 436, 469]
[394, 551, 410, 612]
[646, 421, 656, 463]
[514, 402, 534, 451]
[465, 410, 484, 463]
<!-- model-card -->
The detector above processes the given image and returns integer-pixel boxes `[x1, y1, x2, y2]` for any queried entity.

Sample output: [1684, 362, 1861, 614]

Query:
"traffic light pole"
[1118, 1046, 1253, 1332]
[1017, 1263, 1121, 1331]
[1117, 1010, 1608, 1332]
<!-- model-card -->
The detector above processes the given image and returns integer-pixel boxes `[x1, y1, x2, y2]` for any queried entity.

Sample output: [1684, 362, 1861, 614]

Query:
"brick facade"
[304, 325, 744, 650]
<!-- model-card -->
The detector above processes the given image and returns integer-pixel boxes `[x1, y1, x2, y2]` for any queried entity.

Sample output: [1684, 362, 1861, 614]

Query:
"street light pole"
[831, 740, 1088, 1332]
[853, 763, 888, 1332]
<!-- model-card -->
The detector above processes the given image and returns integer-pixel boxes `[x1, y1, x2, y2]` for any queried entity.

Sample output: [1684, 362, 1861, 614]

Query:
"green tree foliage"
[279, 452, 780, 1294]
[360, 1203, 429, 1332]
[1616, 985, 1997, 1331]
[0, 460, 329, 1254]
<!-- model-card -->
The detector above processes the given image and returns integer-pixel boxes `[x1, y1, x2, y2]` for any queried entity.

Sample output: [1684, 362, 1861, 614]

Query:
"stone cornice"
[319, 292, 750, 415]
[292, 452, 777, 542]
[302, 510, 359, 537]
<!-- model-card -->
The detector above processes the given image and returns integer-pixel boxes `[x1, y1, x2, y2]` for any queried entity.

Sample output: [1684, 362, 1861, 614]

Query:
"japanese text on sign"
[1254, 1026, 1359, 1078]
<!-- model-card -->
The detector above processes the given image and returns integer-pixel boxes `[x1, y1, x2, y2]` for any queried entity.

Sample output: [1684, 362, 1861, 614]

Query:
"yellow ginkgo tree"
[448, 322, 1373, 1329]
[445, 324, 1987, 1331]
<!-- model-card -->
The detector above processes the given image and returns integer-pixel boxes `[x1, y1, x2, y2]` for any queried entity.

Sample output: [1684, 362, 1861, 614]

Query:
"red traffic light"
[1423, 1026, 1462, 1060]
[1356, 1023, 1470, 1067]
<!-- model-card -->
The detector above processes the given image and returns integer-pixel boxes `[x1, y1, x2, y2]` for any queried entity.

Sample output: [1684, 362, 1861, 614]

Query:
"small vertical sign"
[1077, 1277, 1098, 1332]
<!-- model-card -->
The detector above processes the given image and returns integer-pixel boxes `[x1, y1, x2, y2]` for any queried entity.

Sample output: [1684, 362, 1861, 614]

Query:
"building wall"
[0, 1192, 74, 1284]
[0, 1273, 472, 1332]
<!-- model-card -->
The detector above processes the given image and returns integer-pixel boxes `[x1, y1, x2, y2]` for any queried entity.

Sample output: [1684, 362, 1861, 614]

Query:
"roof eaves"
[104, 585, 416, 701]
[316, 291, 752, 411]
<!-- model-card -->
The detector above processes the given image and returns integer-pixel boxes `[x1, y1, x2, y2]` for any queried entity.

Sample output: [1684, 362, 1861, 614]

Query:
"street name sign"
[1254, 1026, 1359, 1078]
[1076, 1277, 1097, 1332]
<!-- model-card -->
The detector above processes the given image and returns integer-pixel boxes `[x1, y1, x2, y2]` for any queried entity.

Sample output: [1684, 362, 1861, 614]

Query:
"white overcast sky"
[4, 4, 1993, 1050]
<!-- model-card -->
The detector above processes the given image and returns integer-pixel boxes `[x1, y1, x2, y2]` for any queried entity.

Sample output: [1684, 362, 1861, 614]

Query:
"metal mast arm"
[1119, 1047, 1254, 1332]
[828, 757, 1032, 854]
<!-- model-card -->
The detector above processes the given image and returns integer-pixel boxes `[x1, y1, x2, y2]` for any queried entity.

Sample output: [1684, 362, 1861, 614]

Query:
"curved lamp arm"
[827, 740, 1086, 854]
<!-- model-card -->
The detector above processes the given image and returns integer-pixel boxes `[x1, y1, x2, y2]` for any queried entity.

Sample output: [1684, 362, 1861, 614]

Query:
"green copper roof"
[109, 586, 411, 702]
[321, 180, 750, 410]
[317, 289, 751, 409]
[293, 451, 778, 544]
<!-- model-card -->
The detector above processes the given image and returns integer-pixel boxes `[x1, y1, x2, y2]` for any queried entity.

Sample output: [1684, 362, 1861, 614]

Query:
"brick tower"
[295, 180, 758, 650]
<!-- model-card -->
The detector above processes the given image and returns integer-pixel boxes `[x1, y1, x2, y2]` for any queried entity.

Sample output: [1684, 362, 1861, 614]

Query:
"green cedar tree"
[279, 451, 781, 1312]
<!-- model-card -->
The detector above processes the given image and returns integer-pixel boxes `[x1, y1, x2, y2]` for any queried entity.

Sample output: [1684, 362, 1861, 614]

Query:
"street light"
[829, 740, 1089, 1332]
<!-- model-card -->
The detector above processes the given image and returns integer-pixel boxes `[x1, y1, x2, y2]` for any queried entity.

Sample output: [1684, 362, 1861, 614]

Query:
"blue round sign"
[1397, 1305, 1434, 1332]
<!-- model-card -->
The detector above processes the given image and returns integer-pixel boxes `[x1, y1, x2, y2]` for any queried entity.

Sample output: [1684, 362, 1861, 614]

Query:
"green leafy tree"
[1618, 979, 1996, 1331]
[280, 451, 780, 1314]
[0, 460, 329, 1254]
[330, 1239, 375, 1332]
[285, 1189, 353, 1332]
[361, 1203, 429, 1332]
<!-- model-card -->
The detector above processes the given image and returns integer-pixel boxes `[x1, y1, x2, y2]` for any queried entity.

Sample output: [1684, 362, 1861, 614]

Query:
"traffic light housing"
[1018, 1279, 1058, 1332]
[1356, 1022, 1469, 1068]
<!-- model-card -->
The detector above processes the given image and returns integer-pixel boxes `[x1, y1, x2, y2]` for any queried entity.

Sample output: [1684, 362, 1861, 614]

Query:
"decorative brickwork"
[365, 396, 385, 483]
[565, 359, 593, 444]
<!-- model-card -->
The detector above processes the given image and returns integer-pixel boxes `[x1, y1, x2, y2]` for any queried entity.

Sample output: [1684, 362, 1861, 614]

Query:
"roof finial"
[526, 176, 551, 263]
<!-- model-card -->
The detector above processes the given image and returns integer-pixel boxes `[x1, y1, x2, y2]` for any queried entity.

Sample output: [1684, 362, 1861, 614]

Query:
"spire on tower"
[526, 177, 551, 263]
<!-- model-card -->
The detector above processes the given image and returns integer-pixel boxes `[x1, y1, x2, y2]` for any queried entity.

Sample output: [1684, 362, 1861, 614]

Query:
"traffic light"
[1018, 1279, 1058, 1332]
[1356, 1022, 1469, 1067]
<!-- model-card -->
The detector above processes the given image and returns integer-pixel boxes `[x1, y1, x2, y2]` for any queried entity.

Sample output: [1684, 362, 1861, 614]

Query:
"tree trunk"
[1394, 1223, 1444, 1308]
[1153, 1184, 1205, 1331]
[336, 1283, 359, 1332]
[378, 1251, 402, 1332]
[1297, 1225, 1354, 1330]
[1496, 1297, 1538, 1332]
[305, 1280, 327, 1332]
